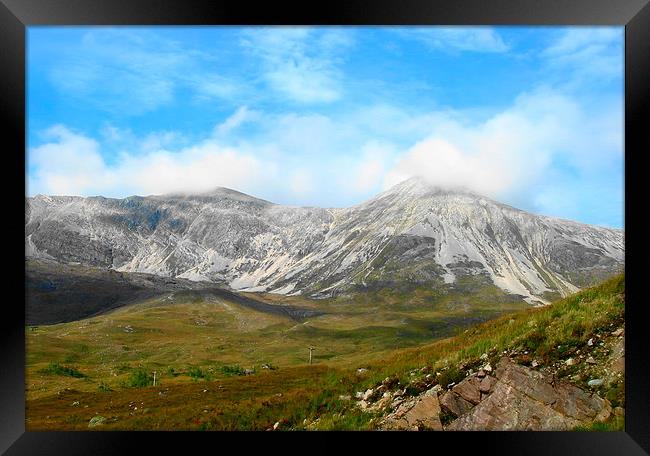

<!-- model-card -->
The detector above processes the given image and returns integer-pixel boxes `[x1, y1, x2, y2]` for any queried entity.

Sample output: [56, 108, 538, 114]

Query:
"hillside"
[26, 177, 623, 305]
[25, 274, 624, 431]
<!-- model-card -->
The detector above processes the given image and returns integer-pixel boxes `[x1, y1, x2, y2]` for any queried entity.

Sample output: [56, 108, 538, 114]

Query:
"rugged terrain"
[26, 177, 624, 305]
[24, 179, 625, 431]
[25, 259, 323, 325]
[25, 274, 624, 431]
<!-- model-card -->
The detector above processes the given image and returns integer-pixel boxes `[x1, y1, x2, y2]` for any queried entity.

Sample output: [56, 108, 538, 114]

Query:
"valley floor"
[25, 274, 624, 431]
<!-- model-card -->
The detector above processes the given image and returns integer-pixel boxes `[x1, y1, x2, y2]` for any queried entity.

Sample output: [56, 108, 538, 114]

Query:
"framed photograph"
[2, 0, 648, 453]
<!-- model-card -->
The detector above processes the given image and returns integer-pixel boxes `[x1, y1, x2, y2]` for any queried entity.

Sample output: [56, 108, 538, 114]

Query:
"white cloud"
[397, 27, 509, 53]
[543, 28, 621, 56]
[214, 106, 258, 136]
[541, 27, 623, 86]
[347, 141, 393, 194]
[48, 29, 241, 115]
[240, 27, 354, 103]
[27, 125, 269, 198]
[288, 169, 314, 195]
[382, 87, 622, 208]
[29, 125, 111, 196]
[28, 85, 622, 227]
[139, 131, 182, 152]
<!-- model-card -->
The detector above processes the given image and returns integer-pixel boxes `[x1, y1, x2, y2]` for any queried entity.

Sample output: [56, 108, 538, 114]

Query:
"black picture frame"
[2, 0, 648, 454]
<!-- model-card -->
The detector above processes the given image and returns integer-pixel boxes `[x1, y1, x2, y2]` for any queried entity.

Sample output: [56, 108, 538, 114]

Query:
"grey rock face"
[25, 177, 624, 303]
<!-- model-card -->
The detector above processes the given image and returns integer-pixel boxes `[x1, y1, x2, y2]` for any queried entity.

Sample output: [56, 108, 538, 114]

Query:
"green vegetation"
[126, 368, 153, 387]
[575, 414, 624, 432]
[25, 274, 624, 431]
[220, 365, 247, 377]
[187, 366, 208, 380]
[38, 362, 85, 378]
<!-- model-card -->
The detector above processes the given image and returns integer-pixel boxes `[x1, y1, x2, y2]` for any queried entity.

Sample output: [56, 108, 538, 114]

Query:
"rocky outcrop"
[369, 355, 614, 431]
[439, 390, 474, 418]
[381, 390, 443, 431]
[447, 357, 612, 430]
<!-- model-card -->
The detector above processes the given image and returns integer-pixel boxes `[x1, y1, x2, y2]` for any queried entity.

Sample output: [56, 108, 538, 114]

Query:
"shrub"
[522, 329, 546, 353]
[188, 366, 206, 379]
[605, 380, 625, 408]
[127, 368, 153, 387]
[437, 365, 464, 389]
[38, 362, 85, 378]
[570, 321, 588, 339]
[220, 365, 246, 376]
[98, 382, 112, 392]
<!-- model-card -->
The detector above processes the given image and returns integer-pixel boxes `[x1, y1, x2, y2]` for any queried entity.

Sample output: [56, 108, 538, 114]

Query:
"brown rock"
[382, 375, 399, 389]
[440, 390, 474, 418]
[611, 328, 624, 337]
[447, 357, 612, 431]
[609, 338, 625, 377]
[479, 375, 496, 394]
[382, 395, 443, 431]
[452, 376, 482, 405]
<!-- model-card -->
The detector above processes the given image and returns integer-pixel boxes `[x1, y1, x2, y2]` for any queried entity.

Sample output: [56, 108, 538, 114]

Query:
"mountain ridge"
[25, 177, 624, 305]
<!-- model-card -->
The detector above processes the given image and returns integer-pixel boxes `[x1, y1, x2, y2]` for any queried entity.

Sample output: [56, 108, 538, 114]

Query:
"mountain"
[25, 177, 624, 305]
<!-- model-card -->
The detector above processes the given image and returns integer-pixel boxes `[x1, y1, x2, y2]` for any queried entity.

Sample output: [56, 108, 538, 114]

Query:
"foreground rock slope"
[445, 357, 612, 430]
[362, 315, 625, 431]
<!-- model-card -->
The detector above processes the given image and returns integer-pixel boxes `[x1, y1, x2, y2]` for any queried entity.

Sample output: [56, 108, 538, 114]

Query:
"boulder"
[373, 395, 393, 411]
[611, 328, 624, 337]
[447, 358, 612, 431]
[88, 415, 106, 428]
[452, 376, 482, 405]
[439, 390, 474, 418]
[382, 395, 443, 431]
[382, 375, 399, 388]
[429, 384, 443, 395]
[478, 375, 496, 394]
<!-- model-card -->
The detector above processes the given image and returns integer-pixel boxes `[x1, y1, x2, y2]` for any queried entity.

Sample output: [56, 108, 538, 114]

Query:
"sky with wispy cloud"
[27, 26, 623, 228]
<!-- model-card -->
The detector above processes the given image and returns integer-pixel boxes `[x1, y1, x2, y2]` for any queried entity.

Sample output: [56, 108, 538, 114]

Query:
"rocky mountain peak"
[381, 176, 483, 198]
[25, 182, 624, 304]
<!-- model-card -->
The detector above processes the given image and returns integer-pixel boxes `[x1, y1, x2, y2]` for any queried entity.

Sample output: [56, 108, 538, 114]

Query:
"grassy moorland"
[25, 274, 624, 430]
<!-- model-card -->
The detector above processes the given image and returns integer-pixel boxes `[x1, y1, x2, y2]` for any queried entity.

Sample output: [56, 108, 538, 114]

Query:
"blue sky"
[27, 26, 624, 228]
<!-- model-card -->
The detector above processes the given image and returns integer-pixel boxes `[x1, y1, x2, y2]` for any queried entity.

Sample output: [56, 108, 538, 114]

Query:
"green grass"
[220, 365, 247, 377]
[38, 362, 86, 378]
[25, 274, 624, 430]
[575, 415, 624, 431]
[126, 368, 153, 387]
